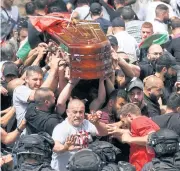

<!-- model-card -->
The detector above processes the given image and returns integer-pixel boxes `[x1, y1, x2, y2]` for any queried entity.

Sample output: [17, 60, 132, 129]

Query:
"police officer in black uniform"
[142, 128, 180, 171]
[14, 132, 55, 171]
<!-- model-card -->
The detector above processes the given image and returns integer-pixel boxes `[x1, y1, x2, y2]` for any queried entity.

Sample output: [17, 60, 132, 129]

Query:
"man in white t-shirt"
[152, 4, 169, 34]
[51, 99, 107, 171]
[111, 17, 139, 63]
[145, 0, 176, 22]
[13, 56, 60, 131]
[1, 0, 19, 41]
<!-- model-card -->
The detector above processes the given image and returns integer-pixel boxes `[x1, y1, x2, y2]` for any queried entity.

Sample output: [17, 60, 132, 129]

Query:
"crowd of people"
[0, 0, 180, 170]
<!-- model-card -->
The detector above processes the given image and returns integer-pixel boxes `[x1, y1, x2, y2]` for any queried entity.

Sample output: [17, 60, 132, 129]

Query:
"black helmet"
[118, 161, 136, 171]
[88, 141, 121, 164]
[67, 149, 103, 171]
[15, 132, 54, 165]
[102, 163, 119, 171]
[147, 129, 180, 157]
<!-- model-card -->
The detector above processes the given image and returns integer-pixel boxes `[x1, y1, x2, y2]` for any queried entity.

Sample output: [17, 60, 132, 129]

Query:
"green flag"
[16, 37, 32, 61]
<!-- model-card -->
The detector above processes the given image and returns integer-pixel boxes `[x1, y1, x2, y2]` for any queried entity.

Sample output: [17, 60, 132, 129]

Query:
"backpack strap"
[1, 6, 17, 25]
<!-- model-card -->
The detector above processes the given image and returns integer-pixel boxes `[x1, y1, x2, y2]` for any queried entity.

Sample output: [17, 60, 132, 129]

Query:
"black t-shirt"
[95, 18, 112, 34]
[152, 112, 180, 136]
[144, 94, 161, 117]
[165, 37, 180, 65]
[161, 77, 176, 105]
[1, 82, 12, 111]
[138, 61, 154, 81]
[141, 104, 149, 117]
[25, 103, 63, 136]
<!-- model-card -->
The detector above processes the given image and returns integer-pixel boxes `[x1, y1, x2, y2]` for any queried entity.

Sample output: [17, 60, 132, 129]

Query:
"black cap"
[107, 35, 118, 46]
[112, 17, 125, 28]
[90, 2, 102, 14]
[156, 51, 180, 70]
[3, 63, 19, 77]
[127, 78, 143, 92]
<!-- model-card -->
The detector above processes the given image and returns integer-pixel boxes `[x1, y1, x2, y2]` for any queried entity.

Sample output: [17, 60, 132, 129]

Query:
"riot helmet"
[147, 129, 180, 157]
[67, 149, 104, 171]
[15, 132, 54, 167]
[118, 161, 136, 171]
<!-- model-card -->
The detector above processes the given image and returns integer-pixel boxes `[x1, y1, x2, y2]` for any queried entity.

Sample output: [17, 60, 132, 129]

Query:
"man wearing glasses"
[137, 44, 163, 80]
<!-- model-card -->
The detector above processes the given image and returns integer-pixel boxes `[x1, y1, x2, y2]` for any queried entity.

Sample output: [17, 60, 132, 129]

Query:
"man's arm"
[0, 107, 15, 127]
[1, 120, 26, 145]
[23, 48, 39, 67]
[129, 64, 140, 77]
[121, 133, 149, 146]
[89, 79, 106, 111]
[0, 107, 11, 116]
[87, 113, 109, 136]
[94, 122, 109, 136]
[56, 79, 79, 115]
[118, 57, 135, 78]
[105, 77, 115, 96]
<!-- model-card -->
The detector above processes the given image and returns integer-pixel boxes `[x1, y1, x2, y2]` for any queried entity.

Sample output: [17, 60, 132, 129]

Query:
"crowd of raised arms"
[0, 0, 180, 171]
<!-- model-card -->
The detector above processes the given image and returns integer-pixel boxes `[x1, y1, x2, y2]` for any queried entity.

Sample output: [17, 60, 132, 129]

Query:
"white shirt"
[76, 6, 110, 21]
[132, 0, 152, 21]
[13, 85, 31, 126]
[170, 0, 180, 17]
[145, 1, 176, 22]
[51, 119, 97, 171]
[152, 20, 168, 34]
[1, 6, 19, 23]
[74, 5, 91, 20]
[114, 31, 139, 62]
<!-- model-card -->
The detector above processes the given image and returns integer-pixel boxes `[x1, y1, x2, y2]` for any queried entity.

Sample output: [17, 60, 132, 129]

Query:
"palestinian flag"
[139, 33, 169, 49]
[16, 37, 31, 61]
[16, 12, 70, 61]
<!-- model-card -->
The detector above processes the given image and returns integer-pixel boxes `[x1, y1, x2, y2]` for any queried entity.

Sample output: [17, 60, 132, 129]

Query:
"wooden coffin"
[50, 22, 113, 79]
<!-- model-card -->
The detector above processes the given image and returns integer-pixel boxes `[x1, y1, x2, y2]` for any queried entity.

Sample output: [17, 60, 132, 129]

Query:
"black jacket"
[144, 94, 161, 117]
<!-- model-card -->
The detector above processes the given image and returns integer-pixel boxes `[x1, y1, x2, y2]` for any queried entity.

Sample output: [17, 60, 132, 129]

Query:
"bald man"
[25, 87, 63, 135]
[143, 75, 164, 117]
[138, 44, 163, 80]
[51, 99, 104, 171]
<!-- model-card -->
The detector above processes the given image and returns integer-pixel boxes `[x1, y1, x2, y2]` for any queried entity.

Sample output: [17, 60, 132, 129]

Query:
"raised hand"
[86, 111, 102, 124]
[0, 86, 8, 96]
[64, 135, 81, 151]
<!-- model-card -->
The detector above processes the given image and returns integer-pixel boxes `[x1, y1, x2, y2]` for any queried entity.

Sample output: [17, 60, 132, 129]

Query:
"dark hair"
[0, 40, 16, 61]
[77, 0, 89, 4]
[167, 93, 180, 110]
[121, 7, 135, 20]
[25, 2, 36, 15]
[155, 4, 169, 16]
[26, 66, 44, 77]
[34, 87, 52, 105]
[171, 18, 180, 29]
[155, 64, 168, 72]
[108, 89, 119, 101]
[35, 0, 48, 10]
[109, 89, 127, 101]
[160, 0, 170, 4]
[17, 18, 28, 30]
[118, 103, 141, 116]
[117, 89, 127, 101]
